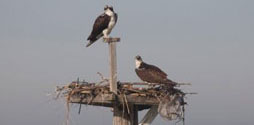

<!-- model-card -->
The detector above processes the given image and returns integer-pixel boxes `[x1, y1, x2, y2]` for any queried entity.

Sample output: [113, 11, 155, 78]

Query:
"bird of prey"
[86, 5, 118, 47]
[135, 55, 177, 87]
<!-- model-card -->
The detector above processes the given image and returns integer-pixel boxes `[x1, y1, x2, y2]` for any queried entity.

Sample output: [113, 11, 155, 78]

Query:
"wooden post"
[113, 105, 130, 125]
[104, 37, 139, 125]
[109, 41, 117, 94]
[104, 37, 120, 94]
[112, 104, 138, 125]
[130, 105, 138, 125]
[105, 37, 132, 125]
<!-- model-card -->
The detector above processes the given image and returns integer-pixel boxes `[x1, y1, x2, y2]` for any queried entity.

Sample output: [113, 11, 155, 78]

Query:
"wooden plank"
[69, 94, 159, 106]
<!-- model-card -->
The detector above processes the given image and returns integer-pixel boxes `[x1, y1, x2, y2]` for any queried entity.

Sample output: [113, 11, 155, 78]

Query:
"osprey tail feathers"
[86, 33, 103, 47]
[86, 35, 97, 47]
[86, 41, 95, 47]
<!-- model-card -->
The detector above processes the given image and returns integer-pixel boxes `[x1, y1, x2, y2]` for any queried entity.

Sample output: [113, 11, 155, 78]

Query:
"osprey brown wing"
[87, 14, 111, 42]
[135, 68, 152, 82]
[135, 64, 168, 84]
[145, 63, 168, 78]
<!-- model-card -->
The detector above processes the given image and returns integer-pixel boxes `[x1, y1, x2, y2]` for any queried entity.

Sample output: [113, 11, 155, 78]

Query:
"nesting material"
[56, 79, 187, 122]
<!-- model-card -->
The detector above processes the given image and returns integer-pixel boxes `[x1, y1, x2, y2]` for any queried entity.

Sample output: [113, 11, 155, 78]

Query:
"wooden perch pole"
[109, 41, 117, 94]
[104, 37, 120, 94]
[113, 106, 130, 125]
[104, 37, 139, 125]
[104, 37, 138, 125]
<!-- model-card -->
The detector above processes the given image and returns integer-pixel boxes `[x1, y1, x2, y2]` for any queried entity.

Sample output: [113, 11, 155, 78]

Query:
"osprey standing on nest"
[135, 55, 177, 87]
[86, 5, 118, 47]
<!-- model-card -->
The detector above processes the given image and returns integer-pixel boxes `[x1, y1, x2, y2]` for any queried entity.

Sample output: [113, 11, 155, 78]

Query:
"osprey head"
[104, 5, 114, 12]
[104, 5, 115, 16]
[135, 55, 143, 68]
[135, 55, 142, 61]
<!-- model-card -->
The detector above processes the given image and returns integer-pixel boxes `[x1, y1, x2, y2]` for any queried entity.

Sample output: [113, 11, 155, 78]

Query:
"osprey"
[135, 55, 177, 87]
[86, 5, 118, 47]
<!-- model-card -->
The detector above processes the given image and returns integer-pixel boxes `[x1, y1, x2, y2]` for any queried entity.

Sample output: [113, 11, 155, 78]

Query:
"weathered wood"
[69, 94, 159, 107]
[113, 104, 129, 125]
[112, 104, 139, 125]
[139, 105, 158, 125]
[69, 93, 114, 107]
[104, 37, 121, 43]
[109, 42, 117, 94]
[130, 105, 138, 125]
[104, 37, 140, 125]
[104, 37, 120, 94]
[105, 37, 130, 125]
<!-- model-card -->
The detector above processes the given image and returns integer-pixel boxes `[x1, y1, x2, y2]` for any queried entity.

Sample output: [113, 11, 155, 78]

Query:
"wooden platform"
[69, 93, 158, 110]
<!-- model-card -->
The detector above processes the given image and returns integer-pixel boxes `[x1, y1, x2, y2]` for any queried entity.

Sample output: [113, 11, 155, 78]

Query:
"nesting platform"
[57, 80, 187, 124]
[67, 83, 173, 110]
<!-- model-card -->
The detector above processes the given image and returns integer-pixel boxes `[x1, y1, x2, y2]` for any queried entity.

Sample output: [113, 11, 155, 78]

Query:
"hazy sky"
[0, 0, 254, 125]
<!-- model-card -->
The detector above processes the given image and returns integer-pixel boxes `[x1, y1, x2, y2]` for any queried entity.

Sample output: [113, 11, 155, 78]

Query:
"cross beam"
[69, 93, 158, 108]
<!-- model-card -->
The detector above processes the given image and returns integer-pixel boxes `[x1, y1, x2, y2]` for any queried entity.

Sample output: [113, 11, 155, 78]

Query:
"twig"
[120, 93, 125, 118]
[78, 96, 85, 114]
[78, 103, 82, 114]
[184, 92, 198, 95]
[97, 72, 105, 80]
[87, 94, 95, 105]
[97, 72, 109, 85]
[176, 83, 192, 86]
[120, 82, 156, 86]
[54, 86, 68, 100]
[123, 94, 130, 114]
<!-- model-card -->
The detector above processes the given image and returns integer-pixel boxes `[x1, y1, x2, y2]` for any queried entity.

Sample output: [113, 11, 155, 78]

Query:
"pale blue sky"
[0, 0, 254, 125]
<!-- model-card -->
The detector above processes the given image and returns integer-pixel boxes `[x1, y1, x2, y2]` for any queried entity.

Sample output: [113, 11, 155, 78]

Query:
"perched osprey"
[86, 5, 118, 47]
[135, 55, 177, 87]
